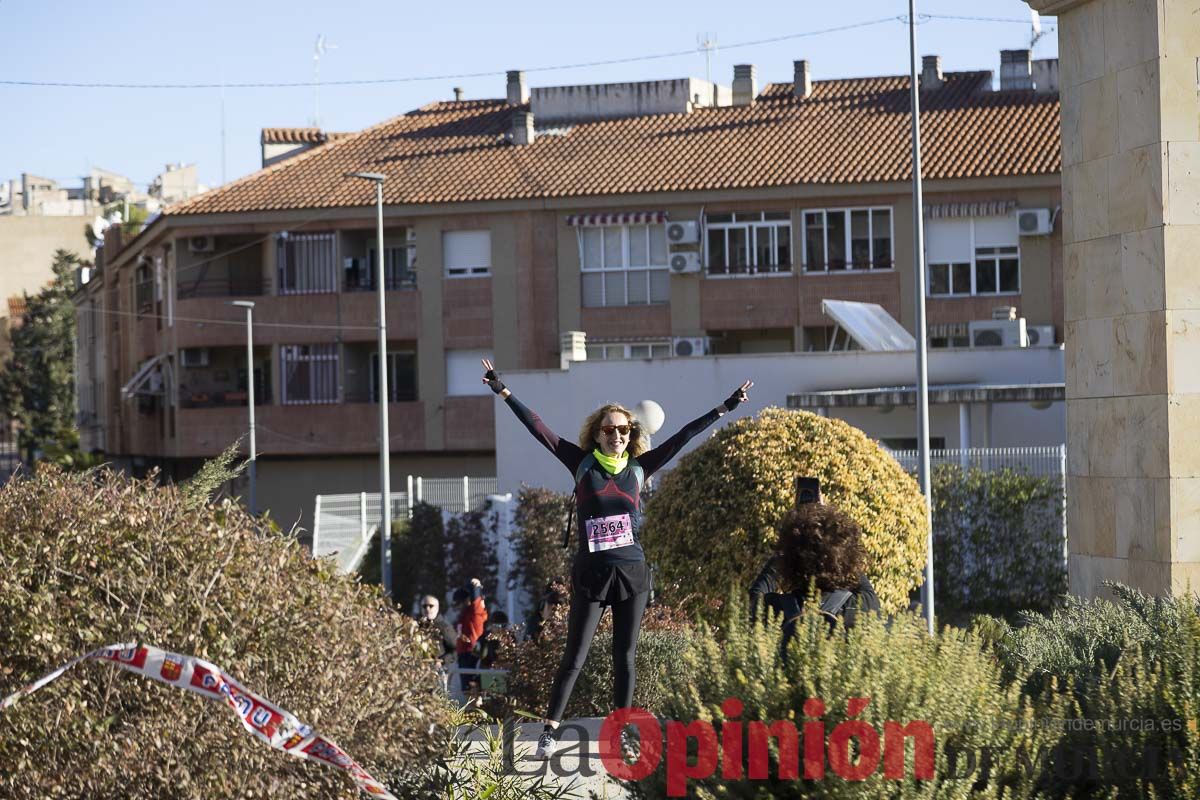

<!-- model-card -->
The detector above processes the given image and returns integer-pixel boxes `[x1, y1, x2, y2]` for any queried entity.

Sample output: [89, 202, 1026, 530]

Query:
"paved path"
[455, 717, 637, 799]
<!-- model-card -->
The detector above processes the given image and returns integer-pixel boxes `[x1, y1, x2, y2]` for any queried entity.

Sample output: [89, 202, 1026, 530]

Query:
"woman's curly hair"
[775, 504, 867, 593]
[577, 403, 649, 457]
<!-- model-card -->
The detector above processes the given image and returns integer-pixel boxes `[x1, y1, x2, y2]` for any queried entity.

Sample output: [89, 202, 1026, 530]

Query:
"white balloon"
[632, 400, 665, 435]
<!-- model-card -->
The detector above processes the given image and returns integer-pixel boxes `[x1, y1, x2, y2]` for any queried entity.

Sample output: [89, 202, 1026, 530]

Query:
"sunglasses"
[600, 424, 632, 436]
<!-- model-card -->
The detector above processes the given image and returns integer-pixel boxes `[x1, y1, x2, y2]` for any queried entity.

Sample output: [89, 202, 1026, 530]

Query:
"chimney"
[1031, 57, 1059, 94]
[920, 55, 944, 90]
[511, 111, 535, 145]
[793, 60, 812, 98]
[732, 64, 756, 106]
[560, 331, 587, 369]
[1000, 49, 1033, 90]
[506, 70, 528, 105]
[453, 87, 464, 101]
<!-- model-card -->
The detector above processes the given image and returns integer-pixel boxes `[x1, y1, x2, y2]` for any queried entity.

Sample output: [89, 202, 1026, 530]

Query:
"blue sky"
[1, 0, 1057, 194]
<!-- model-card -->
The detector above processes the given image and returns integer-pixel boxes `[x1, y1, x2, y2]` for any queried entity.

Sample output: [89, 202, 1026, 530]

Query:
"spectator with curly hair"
[748, 502, 880, 658]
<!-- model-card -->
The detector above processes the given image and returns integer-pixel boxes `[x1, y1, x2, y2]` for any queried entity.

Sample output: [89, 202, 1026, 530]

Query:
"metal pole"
[374, 178, 393, 601]
[246, 305, 256, 515]
[908, 0, 935, 635]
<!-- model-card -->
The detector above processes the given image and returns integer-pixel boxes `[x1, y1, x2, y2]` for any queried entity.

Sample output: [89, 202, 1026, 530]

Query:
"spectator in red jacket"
[453, 578, 488, 691]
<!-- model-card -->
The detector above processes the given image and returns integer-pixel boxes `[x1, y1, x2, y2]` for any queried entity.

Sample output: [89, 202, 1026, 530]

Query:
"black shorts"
[571, 559, 652, 604]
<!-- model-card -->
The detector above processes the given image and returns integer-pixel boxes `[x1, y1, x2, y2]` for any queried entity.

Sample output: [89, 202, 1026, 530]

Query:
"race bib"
[585, 513, 634, 553]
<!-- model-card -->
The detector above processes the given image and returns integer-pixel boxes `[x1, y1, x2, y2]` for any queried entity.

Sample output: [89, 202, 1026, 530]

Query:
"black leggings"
[545, 589, 650, 723]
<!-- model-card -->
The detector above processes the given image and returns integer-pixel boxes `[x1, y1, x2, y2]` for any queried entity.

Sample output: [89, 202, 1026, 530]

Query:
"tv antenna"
[312, 34, 338, 128]
[697, 33, 718, 85]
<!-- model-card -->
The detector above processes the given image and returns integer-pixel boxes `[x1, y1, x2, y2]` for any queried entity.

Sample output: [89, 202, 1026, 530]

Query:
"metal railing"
[312, 476, 499, 571]
[887, 445, 1066, 479]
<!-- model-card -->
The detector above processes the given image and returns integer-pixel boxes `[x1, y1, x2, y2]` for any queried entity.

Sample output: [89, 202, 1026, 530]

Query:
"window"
[880, 436, 947, 451]
[925, 216, 1020, 296]
[280, 344, 338, 404]
[347, 235, 416, 291]
[445, 349, 492, 396]
[277, 232, 337, 295]
[705, 212, 791, 275]
[803, 208, 892, 271]
[580, 225, 670, 307]
[585, 341, 672, 360]
[443, 230, 491, 277]
[134, 261, 154, 315]
[369, 352, 417, 402]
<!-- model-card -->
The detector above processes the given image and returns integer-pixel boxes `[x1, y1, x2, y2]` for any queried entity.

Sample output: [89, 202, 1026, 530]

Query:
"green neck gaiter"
[591, 448, 629, 474]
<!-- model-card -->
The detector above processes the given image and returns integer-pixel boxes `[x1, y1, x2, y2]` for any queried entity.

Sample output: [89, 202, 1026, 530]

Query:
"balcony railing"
[180, 386, 272, 409]
[177, 275, 268, 300]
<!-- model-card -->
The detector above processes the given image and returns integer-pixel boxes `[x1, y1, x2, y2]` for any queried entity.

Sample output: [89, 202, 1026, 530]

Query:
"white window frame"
[280, 344, 339, 405]
[703, 212, 792, 277]
[801, 207, 894, 273]
[926, 217, 1021, 297]
[584, 340, 672, 360]
[443, 230, 492, 278]
[579, 224, 670, 307]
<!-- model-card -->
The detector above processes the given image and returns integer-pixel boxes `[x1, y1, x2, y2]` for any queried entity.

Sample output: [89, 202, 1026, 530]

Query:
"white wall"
[493, 347, 1065, 494]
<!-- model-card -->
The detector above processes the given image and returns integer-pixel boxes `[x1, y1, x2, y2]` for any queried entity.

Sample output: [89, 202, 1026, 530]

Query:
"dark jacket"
[420, 615, 457, 664]
[748, 557, 880, 653]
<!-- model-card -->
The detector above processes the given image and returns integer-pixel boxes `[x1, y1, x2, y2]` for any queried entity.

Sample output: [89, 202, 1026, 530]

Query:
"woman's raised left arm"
[637, 380, 753, 476]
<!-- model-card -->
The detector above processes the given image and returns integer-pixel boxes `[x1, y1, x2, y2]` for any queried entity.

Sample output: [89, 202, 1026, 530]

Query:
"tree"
[0, 249, 91, 467]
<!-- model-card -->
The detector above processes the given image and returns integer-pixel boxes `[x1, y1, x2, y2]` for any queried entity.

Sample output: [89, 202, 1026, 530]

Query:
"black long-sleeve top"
[503, 394, 722, 566]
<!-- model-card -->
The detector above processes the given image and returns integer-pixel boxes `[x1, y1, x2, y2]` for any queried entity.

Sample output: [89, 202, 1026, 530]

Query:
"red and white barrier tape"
[1, 643, 398, 799]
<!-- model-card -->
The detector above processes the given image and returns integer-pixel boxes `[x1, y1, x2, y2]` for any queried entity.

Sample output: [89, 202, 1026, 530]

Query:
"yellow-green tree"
[641, 407, 927, 618]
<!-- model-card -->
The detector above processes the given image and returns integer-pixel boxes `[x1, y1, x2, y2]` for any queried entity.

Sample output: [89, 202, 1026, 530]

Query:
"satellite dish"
[632, 400, 665, 435]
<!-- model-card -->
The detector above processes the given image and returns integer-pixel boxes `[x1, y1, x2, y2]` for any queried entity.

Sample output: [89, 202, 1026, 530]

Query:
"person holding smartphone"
[481, 358, 752, 760]
[749, 484, 880, 660]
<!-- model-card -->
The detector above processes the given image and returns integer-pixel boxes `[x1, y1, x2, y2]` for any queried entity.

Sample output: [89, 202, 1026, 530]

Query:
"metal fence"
[312, 476, 499, 572]
[887, 445, 1066, 479]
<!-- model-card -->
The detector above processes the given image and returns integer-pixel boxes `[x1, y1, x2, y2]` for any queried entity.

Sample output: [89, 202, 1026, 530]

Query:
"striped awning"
[566, 211, 668, 226]
[924, 200, 1017, 219]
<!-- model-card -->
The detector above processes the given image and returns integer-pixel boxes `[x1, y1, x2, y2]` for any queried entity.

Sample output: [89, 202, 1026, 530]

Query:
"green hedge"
[930, 464, 1066, 615]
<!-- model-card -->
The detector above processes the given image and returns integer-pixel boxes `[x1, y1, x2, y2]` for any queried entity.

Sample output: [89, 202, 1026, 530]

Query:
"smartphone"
[795, 476, 821, 505]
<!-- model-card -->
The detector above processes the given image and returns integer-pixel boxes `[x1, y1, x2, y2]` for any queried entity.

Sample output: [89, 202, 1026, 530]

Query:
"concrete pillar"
[1027, 0, 1200, 596]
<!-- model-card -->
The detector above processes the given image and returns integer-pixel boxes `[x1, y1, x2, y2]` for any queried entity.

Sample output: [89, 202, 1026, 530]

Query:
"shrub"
[494, 598, 696, 721]
[930, 464, 1066, 615]
[0, 466, 454, 799]
[509, 487, 573, 630]
[640, 408, 927, 620]
[983, 583, 1200, 798]
[445, 508, 499, 601]
[632, 592, 1065, 799]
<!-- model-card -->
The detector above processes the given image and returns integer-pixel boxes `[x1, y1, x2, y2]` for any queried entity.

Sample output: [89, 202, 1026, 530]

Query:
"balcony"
[178, 346, 271, 409]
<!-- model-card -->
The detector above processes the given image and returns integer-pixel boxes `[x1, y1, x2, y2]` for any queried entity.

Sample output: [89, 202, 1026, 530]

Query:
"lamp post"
[345, 171, 392, 600]
[907, 0, 935, 635]
[230, 300, 256, 515]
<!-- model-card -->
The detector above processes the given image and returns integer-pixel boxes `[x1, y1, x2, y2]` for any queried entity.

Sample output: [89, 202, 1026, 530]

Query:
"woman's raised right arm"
[483, 359, 584, 472]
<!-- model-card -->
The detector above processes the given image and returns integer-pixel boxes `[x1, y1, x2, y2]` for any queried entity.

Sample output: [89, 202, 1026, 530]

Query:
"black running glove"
[484, 369, 507, 395]
[723, 385, 748, 412]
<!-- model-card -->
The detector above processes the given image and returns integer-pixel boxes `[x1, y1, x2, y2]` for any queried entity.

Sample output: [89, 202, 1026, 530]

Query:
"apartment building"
[74, 50, 1062, 532]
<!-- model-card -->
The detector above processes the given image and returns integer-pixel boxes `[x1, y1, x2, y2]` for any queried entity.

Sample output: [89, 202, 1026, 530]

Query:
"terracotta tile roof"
[173, 72, 1059, 216]
[260, 127, 350, 145]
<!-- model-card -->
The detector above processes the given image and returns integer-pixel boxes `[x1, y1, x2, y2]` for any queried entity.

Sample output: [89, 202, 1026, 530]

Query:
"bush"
[931, 464, 1066, 615]
[0, 466, 454, 799]
[445, 508, 499, 602]
[990, 584, 1200, 797]
[632, 592, 1065, 799]
[640, 408, 927, 620]
[494, 598, 696, 721]
[509, 487, 573, 630]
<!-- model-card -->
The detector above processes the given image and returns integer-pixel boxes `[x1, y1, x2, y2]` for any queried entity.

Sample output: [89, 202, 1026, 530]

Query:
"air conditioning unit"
[669, 252, 702, 273]
[181, 347, 210, 367]
[672, 336, 707, 357]
[1026, 324, 1056, 347]
[1017, 208, 1052, 236]
[666, 220, 700, 244]
[969, 319, 1028, 348]
[188, 235, 216, 253]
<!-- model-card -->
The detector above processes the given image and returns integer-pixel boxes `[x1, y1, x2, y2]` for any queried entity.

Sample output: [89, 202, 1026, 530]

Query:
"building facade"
[75, 51, 1063, 535]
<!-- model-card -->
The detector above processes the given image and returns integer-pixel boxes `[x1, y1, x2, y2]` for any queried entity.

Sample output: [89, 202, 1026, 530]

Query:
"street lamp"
[906, 0, 935, 635]
[230, 300, 256, 514]
[345, 171, 393, 600]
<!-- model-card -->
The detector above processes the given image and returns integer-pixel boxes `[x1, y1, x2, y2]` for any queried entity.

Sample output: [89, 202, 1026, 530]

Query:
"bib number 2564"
[585, 513, 634, 553]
